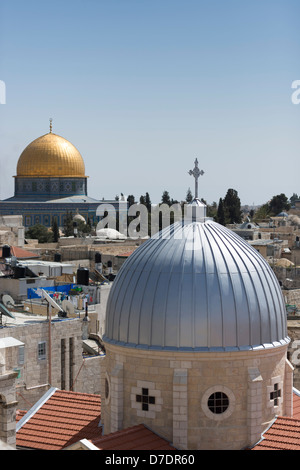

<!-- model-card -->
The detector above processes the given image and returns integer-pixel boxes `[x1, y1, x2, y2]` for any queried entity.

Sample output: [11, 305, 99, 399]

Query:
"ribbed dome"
[104, 220, 288, 351]
[16, 132, 85, 177]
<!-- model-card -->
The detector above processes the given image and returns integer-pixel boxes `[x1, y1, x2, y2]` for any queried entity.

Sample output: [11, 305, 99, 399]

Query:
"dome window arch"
[104, 372, 111, 405]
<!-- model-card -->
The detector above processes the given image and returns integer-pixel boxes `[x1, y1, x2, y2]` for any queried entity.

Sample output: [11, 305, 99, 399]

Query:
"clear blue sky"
[0, 0, 299, 206]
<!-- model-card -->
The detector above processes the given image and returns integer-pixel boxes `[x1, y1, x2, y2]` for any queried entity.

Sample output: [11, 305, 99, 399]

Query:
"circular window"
[207, 392, 229, 414]
[202, 386, 235, 421]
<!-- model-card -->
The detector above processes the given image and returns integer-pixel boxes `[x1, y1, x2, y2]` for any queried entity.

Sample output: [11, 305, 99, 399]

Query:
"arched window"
[104, 372, 111, 404]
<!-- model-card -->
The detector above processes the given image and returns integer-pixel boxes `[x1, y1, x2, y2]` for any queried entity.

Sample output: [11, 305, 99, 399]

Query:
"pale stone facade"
[0, 371, 18, 447]
[101, 342, 293, 450]
[0, 338, 23, 446]
[287, 319, 300, 390]
[0, 215, 25, 247]
[0, 318, 101, 409]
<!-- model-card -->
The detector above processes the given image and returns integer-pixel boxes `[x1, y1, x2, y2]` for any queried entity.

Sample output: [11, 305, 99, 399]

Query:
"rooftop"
[251, 391, 300, 450]
[16, 388, 101, 450]
[0, 309, 78, 327]
[251, 416, 300, 450]
[0, 246, 39, 259]
[85, 424, 175, 451]
[15, 388, 174, 451]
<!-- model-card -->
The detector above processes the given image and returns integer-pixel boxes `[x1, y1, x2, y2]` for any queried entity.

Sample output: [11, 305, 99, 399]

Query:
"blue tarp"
[27, 284, 76, 299]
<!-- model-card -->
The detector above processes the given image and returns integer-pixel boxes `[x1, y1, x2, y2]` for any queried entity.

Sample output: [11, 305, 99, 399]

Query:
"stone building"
[0, 313, 101, 411]
[0, 216, 24, 247]
[0, 337, 23, 447]
[100, 201, 293, 450]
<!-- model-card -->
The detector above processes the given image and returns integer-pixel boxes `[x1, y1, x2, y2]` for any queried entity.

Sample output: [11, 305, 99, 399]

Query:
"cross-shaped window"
[136, 388, 155, 411]
[270, 383, 281, 406]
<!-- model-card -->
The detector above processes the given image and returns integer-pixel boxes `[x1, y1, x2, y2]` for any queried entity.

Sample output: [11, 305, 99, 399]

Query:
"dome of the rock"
[16, 132, 85, 178]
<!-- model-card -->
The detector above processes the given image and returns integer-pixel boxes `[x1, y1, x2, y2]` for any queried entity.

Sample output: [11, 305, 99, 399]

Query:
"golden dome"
[16, 132, 86, 178]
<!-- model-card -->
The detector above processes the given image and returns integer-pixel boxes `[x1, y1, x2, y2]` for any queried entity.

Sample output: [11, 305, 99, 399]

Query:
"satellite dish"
[2, 295, 15, 308]
[41, 289, 64, 313]
[62, 300, 75, 316]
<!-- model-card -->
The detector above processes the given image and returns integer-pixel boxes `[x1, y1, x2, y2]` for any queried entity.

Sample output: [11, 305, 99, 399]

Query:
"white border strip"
[16, 386, 57, 431]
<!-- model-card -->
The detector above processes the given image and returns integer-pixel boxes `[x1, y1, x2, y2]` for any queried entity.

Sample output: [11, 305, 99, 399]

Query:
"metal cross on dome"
[188, 158, 204, 199]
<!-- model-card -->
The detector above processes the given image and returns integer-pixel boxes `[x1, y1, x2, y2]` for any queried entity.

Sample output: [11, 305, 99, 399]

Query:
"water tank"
[77, 267, 89, 286]
[95, 252, 102, 264]
[14, 265, 26, 279]
[54, 253, 61, 262]
[2, 245, 11, 258]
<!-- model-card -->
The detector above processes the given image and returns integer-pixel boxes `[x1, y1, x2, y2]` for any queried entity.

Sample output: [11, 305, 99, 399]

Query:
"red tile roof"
[16, 389, 101, 450]
[89, 424, 175, 450]
[16, 389, 174, 451]
[0, 246, 39, 259]
[16, 410, 27, 422]
[251, 416, 300, 450]
[251, 390, 300, 450]
[117, 251, 135, 258]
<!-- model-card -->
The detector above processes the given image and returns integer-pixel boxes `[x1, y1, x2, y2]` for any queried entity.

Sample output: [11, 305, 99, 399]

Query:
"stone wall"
[287, 320, 300, 390]
[0, 372, 18, 446]
[81, 355, 103, 395]
[0, 318, 85, 409]
[0, 215, 24, 247]
[284, 290, 300, 309]
[101, 342, 291, 450]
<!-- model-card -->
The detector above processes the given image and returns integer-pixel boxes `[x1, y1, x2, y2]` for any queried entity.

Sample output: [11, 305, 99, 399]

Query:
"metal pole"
[48, 302, 52, 385]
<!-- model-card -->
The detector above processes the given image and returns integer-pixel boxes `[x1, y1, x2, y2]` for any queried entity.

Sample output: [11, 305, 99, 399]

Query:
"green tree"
[290, 193, 299, 206]
[268, 193, 290, 215]
[77, 219, 92, 236]
[63, 211, 74, 237]
[26, 224, 54, 243]
[253, 203, 270, 222]
[145, 192, 152, 211]
[207, 201, 218, 220]
[186, 188, 193, 203]
[51, 217, 60, 242]
[216, 198, 225, 225]
[223, 189, 242, 224]
[86, 217, 93, 234]
[161, 190, 171, 206]
[127, 195, 135, 207]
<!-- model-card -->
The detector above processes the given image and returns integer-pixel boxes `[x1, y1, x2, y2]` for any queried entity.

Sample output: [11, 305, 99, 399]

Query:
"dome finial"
[188, 158, 204, 199]
[49, 118, 53, 133]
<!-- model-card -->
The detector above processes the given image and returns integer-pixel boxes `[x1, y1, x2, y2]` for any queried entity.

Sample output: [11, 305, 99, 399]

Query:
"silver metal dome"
[103, 220, 289, 351]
